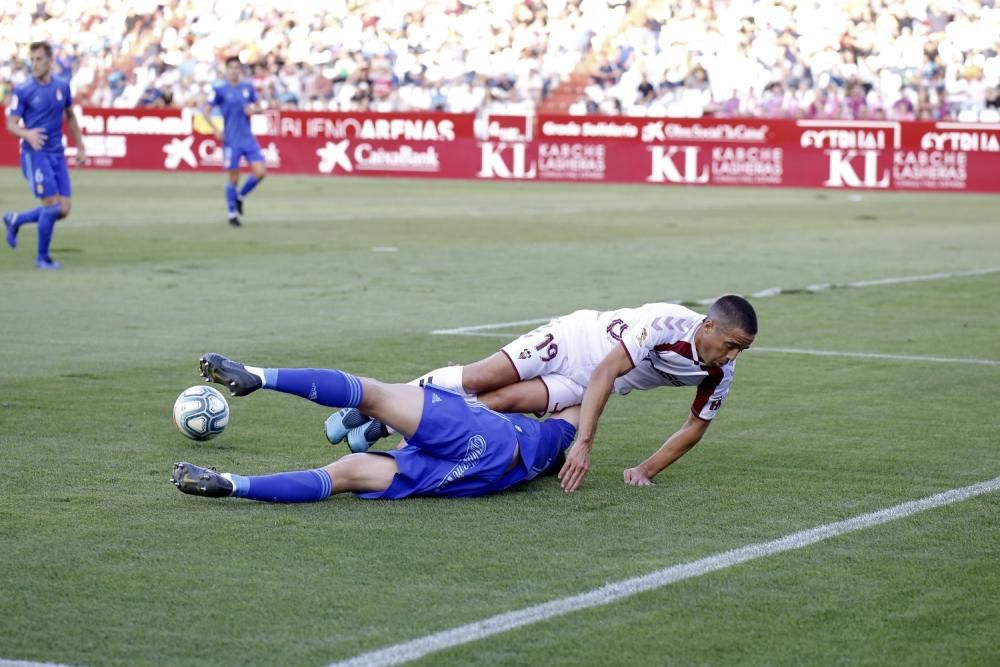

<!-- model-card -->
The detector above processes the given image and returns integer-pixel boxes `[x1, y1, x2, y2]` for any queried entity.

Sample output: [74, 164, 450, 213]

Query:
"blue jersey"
[211, 81, 257, 146]
[8, 76, 72, 153]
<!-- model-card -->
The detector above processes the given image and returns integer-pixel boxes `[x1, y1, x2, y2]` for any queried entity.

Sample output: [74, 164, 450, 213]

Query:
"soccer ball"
[173, 385, 230, 441]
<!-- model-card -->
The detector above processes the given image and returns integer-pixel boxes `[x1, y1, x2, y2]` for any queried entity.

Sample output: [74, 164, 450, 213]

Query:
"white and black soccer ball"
[173, 385, 230, 441]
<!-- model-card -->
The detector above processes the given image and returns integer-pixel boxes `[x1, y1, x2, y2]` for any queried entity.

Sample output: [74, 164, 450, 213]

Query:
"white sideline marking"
[420, 337, 1000, 365]
[845, 267, 1000, 287]
[430, 267, 1000, 336]
[752, 347, 1000, 366]
[330, 476, 1000, 667]
[432, 331, 519, 338]
[432, 317, 550, 335]
[0, 661, 79, 667]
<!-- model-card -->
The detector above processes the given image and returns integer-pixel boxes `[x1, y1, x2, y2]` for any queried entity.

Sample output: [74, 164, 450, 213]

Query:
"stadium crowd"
[1, 0, 998, 121]
[575, 0, 1000, 121]
[0, 0, 627, 113]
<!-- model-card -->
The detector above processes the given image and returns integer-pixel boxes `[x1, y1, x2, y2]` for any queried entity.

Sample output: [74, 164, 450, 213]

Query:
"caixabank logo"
[162, 136, 281, 169]
[316, 141, 441, 174]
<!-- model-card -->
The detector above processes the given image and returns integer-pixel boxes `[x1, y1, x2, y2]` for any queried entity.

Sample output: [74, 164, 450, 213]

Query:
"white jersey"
[500, 303, 735, 420]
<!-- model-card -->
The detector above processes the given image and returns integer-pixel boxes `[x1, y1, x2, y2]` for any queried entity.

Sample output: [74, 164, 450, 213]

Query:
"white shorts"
[500, 313, 603, 413]
[535, 374, 585, 413]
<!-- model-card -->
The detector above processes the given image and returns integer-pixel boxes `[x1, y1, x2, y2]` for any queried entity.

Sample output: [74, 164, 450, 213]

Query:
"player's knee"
[327, 454, 366, 484]
[327, 453, 396, 492]
[59, 203, 70, 218]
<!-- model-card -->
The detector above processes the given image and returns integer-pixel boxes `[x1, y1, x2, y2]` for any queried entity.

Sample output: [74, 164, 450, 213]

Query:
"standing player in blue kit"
[201, 56, 267, 226]
[4, 41, 86, 269]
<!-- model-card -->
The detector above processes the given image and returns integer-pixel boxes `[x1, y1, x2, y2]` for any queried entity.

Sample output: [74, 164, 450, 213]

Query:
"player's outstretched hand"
[623, 467, 654, 486]
[558, 440, 591, 493]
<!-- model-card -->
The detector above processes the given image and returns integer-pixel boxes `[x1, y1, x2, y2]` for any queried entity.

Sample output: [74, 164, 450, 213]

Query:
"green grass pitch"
[1, 169, 998, 666]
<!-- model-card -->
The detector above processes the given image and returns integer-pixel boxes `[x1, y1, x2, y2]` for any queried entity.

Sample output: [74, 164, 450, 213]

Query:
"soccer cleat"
[199, 353, 262, 396]
[171, 461, 234, 497]
[3, 212, 17, 248]
[35, 256, 61, 270]
[346, 419, 390, 453]
[324, 408, 371, 444]
[236, 197, 244, 216]
[228, 215, 242, 227]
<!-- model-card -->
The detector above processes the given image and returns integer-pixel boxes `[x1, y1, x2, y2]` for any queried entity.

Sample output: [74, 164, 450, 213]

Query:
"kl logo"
[317, 140, 352, 173]
[477, 142, 535, 179]
[163, 136, 197, 169]
[824, 150, 889, 188]
[647, 146, 708, 183]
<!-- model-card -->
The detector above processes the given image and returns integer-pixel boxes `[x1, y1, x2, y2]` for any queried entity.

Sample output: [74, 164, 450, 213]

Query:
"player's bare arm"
[6, 114, 45, 150]
[64, 106, 86, 165]
[557, 343, 634, 493]
[200, 98, 224, 140]
[623, 413, 710, 486]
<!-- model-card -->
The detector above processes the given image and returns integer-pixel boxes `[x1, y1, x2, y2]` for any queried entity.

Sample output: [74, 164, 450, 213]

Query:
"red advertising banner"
[1, 108, 997, 193]
[532, 116, 1000, 192]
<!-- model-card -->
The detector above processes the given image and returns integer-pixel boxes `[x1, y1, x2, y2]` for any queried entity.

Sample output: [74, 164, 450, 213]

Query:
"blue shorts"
[224, 137, 264, 170]
[357, 387, 575, 500]
[21, 150, 71, 199]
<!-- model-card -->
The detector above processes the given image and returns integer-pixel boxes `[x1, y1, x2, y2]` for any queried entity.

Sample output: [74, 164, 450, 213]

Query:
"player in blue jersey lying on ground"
[200, 56, 266, 227]
[171, 354, 579, 502]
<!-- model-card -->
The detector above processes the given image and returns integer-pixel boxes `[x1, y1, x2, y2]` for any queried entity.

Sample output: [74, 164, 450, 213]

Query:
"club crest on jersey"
[56, 89, 63, 102]
[519, 348, 531, 360]
[607, 318, 628, 341]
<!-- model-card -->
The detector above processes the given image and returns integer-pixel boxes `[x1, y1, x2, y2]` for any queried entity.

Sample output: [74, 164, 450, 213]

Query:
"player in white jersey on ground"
[327, 295, 757, 493]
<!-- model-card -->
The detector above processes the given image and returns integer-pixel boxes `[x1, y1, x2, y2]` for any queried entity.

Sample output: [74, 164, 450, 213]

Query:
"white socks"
[244, 365, 267, 386]
[407, 364, 467, 395]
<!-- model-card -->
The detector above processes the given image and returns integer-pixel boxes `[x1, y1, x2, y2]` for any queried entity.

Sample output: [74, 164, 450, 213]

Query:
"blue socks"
[12, 206, 43, 226]
[229, 469, 333, 503]
[263, 368, 364, 408]
[225, 183, 238, 216]
[36, 205, 61, 260]
[238, 175, 260, 198]
[208, 367, 361, 504]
